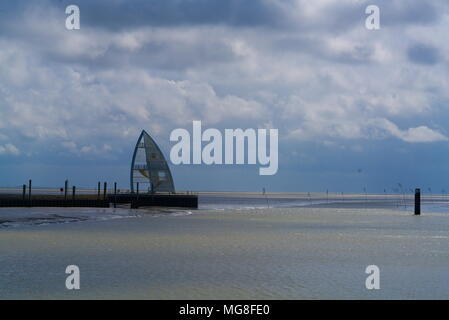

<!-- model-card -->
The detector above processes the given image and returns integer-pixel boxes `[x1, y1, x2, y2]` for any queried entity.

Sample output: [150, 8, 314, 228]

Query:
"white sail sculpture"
[130, 130, 175, 193]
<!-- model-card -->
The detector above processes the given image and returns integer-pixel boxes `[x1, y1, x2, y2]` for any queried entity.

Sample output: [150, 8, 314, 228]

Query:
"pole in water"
[22, 184, 26, 200]
[72, 186, 76, 201]
[97, 181, 101, 200]
[415, 188, 421, 215]
[103, 182, 107, 200]
[64, 180, 68, 201]
[114, 182, 117, 208]
[28, 179, 32, 201]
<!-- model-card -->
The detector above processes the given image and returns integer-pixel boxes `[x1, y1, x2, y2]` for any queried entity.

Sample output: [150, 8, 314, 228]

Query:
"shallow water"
[0, 195, 448, 299]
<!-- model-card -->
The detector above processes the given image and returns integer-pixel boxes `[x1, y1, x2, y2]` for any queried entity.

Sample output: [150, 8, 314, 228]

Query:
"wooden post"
[64, 180, 68, 201]
[72, 186, 76, 201]
[28, 179, 32, 201]
[97, 181, 101, 200]
[103, 182, 107, 200]
[415, 188, 421, 215]
[136, 182, 140, 202]
[22, 184, 26, 200]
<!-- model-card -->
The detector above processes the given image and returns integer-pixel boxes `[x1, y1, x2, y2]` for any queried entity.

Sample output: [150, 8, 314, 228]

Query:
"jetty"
[0, 182, 198, 209]
[0, 192, 198, 209]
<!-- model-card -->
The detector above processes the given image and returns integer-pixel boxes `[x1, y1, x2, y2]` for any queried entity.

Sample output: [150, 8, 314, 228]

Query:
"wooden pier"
[0, 191, 198, 209]
[0, 198, 109, 208]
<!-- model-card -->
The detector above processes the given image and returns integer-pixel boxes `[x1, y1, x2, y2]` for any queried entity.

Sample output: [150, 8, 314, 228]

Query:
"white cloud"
[370, 119, 448, 143]
[0, 143, 20, 155]
[401, 126, 448, 143]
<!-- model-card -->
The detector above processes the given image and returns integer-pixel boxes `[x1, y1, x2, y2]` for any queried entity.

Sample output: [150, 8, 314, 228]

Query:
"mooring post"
[28, 179, 32, 201]
[64, 180, 68, 201]
[22, 184, 26, 200]
[114, 182, 117, 208]
[103, 182, 107, 200]
[415, 188, 421, 215]
[97, 181, 101, 200]
[72, 186, 76, 202]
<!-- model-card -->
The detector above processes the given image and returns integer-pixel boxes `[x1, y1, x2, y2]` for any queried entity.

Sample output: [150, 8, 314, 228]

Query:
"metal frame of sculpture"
[130, 130, 175, 193]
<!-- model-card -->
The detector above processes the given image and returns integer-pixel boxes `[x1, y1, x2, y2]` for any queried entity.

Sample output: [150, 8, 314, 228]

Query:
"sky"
[0, 0, 449, 193]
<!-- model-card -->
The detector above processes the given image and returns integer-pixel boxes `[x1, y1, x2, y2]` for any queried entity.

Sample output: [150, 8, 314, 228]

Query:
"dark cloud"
[1, 0, 445, 35]
[376, 0, 441, 26]
[52, 0, 292, 30]
[407, 43, 441, 65]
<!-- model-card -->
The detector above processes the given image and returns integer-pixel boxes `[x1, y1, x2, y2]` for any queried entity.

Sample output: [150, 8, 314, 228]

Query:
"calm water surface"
[0, 194, 448, 299]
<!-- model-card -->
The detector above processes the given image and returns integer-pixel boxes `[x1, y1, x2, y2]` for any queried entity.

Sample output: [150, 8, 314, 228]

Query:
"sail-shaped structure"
[130, 130, 175, 193]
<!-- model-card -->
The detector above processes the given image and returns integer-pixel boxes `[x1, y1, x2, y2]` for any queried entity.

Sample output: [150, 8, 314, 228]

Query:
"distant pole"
[114, 182, 117, 208]
[97, 181, 101, 200]
[22, 184, 26, 200]
[136, 182, 140, 201]
[415, 188, 421, 215]
[72, 186, 76, 201]
[28, 179, 32, 201]
[64, 180, 68, 201]
[103, 182, 107, 200]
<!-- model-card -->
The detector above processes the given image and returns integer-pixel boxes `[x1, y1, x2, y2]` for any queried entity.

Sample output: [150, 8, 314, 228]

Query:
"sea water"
[0, 194, 448, 299]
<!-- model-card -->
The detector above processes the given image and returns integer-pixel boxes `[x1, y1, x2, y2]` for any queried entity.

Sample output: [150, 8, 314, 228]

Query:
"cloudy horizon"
[1, 0, 449, 193]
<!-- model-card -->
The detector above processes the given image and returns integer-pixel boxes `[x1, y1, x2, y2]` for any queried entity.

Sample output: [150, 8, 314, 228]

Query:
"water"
[0, 193, 448, 299]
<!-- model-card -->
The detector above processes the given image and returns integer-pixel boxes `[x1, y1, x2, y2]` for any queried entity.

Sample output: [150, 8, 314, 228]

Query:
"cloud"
[0, 0, 293, 31]
[0, 144, 20, 156]
[0, 0, 448, 167]
[400, 126, 448, 143]
[378, 0, 441, 26]
[368, 119, 448, 143]
[407, 43, 441, 65]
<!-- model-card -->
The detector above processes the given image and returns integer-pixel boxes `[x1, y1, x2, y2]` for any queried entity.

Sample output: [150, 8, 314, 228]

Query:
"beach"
[1, 195, 449, 299]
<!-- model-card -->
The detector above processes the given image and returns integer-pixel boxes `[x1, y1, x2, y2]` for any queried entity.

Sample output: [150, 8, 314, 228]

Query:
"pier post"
[114, 182, 117, 208]
[64, 180, 68, 201]
[28, 179, 32, 201]
[103, 182, 107, 200]
[72, 186, 76, 202]
[415, 188, 421, 215]
[22, 184, 26, 200]
[97, 181, 101, 200]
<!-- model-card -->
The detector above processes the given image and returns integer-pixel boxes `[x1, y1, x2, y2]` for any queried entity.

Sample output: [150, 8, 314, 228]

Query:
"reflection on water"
[0, 194, 449, 299]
